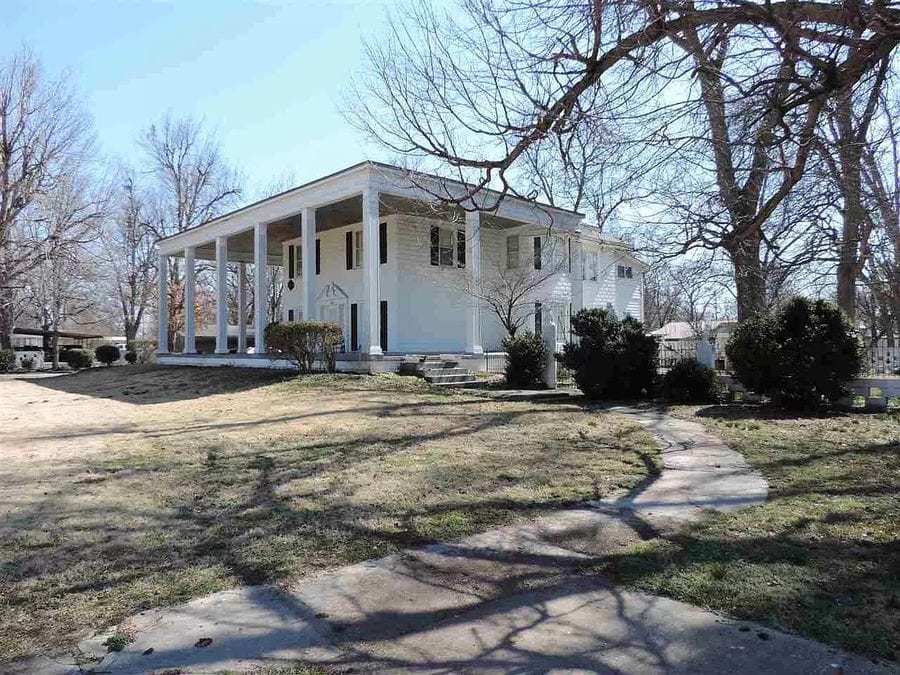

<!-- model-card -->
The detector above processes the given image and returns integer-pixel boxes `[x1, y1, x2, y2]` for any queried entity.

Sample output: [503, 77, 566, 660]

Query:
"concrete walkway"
[19, 408, 896, 674]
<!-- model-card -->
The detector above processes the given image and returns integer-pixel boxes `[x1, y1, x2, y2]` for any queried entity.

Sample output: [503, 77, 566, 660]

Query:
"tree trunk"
[727, 233, 766, 322]
[0, 289, 14, 350]
[51, 333, 59, 369]
[124, 323, 138, 344]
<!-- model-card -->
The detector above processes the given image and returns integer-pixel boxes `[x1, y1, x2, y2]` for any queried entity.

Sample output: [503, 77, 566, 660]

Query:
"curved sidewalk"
[25, 407, 897, 674]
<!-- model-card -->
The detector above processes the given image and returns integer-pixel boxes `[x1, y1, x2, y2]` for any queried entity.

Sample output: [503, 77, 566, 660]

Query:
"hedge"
[264, 321, 343, 373]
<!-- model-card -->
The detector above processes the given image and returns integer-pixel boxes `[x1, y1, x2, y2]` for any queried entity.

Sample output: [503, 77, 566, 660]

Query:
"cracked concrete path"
[14, 408, 896, 674]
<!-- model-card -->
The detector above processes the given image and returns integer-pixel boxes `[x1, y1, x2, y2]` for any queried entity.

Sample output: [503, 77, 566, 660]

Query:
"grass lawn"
[602, 405, 900, 662]
[0, 367, 657, 663]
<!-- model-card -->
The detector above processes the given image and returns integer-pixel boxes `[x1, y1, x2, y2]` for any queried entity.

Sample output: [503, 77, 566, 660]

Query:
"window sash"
[507, 235, 519, 269]
[354, 231, 363, 268]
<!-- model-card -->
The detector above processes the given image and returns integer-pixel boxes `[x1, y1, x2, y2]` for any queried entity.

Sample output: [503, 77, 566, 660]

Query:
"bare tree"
[353, 0, 900, 320]
[0, 49, 94, 348]
[139, 114, 242, 346]
[102, 172, 157, 342]
[22, 173, 106, 366]
[816, 55, 892, 319]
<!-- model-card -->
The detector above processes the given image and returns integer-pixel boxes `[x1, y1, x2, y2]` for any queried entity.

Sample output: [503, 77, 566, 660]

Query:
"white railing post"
[362, 187, 382, 356]
[215, 236, 229, 354]
[543, 321, 558, 389]
[157, 253, 169, 354]
[302, 206, 316, 320]
[254, 223, 268, 353]
[466, 210, 483, 355]
[183, 247, 196, 354]
[237, 262, 247, 353]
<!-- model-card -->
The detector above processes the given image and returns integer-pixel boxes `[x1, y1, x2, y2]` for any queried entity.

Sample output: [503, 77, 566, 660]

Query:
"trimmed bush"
[561, 309, 658, 399]
[126, 340, 156, 364]
[95, 344, 121, 366]
[661, 358, 717, 403]
[61, 348, 94, 370]
[501, 332, 546, 388]
[0, 349, 14, 373]
[124, 350, 138, 364]
[726, 297, 861, 409]
[264, 321, 343, 373]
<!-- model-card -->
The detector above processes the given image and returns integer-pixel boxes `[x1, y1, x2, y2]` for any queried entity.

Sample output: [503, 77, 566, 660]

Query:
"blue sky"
[2, 0, 401, 196]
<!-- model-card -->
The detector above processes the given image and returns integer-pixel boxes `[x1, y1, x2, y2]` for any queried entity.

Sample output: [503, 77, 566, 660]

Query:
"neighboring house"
[155, 161, 646, 371]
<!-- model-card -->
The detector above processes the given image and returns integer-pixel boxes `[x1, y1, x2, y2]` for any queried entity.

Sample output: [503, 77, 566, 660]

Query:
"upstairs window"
[354, 230, 363, 269]
[617, 264, 633, 279]
[430, 226, 465, 267]
[584, 251, 598, 281]
[506, 235, 520, 269]
[533, 237, 542, 270]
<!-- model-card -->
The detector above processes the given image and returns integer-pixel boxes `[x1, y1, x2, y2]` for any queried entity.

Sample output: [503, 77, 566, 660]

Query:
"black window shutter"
[430, 226, 440, 266]
[315, 239, 321, 275]
[456, 230, 466, 268]
[350, 303, 358, 351]
[379, 222, 387, 264]
[288, 245, 295, 279]
[288, 309, 294, 322]
[346, 231, 353, 270]
[533, 237, 542, 270]
[380, 300, 388, 352]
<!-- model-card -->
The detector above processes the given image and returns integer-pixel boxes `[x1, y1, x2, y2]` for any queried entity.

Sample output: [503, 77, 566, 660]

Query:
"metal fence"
[861, 339, 900, 377]
[484, 351, 508, 374]
[657, 339, 700, 370]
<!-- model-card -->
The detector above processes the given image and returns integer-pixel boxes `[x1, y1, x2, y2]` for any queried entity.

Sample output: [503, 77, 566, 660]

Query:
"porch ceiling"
[179, 191, 546, 264]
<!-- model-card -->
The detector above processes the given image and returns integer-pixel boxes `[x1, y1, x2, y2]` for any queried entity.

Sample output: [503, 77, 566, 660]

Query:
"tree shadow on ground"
[0, 392, 657, 663]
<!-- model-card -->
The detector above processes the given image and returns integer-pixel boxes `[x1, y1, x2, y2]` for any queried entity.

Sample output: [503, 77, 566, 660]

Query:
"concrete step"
[420, 367, 470, 377]
[424, 373, 475, 384]
[430, 379, 482, 388]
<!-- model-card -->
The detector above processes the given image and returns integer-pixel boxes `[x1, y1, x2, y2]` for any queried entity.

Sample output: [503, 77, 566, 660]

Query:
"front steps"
[398, 357, 479, 386]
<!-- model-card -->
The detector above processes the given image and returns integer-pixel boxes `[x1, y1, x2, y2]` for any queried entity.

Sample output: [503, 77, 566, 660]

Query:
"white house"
[155, 162, 646, 371]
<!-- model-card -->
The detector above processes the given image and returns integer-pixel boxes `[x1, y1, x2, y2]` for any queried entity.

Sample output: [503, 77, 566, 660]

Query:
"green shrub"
[95, 344, 121, 366]
[126, 339, 156, 364]
[561, 309, 658, 399]
[661, 358, 717, 403]
[726, 297, 861, 409]
[0, 349, 14, 373]
[501, 332, 546, 388]
[124, 350, 138, 364]
[61, 348, 94, 370]
[264, 321, 343, 373]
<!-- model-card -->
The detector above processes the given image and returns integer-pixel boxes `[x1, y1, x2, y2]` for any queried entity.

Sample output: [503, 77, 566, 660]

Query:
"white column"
[302, 206, 316, 321]
[215, 235, 228, 354]
[465, 210, 483, 354]
[254, 223, 268, 353]
[571, 236, 584, 313]
[237, 262, 247, 352]
[362, 188, 382, 356]
[157, 253, 169, 354]
[183, 247, 196, 354]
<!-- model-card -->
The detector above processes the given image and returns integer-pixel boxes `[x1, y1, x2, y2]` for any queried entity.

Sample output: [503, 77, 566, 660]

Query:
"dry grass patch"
[0, 367, 657, 662]
[603, 405, 900, 661]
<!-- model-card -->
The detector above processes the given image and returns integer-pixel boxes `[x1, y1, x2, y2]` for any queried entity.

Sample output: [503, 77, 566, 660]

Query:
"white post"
[465, 210, 483, 355]
[237, 262, 247, 353]
[183, 247, 196, 354]
[157, 253, 169, 354]
[215, 235, 228, 354]
[362, 188, 382, 356]
[254, 223, 268, 353]
[543, 321, 558, 389]
[302, 206, 316, 321]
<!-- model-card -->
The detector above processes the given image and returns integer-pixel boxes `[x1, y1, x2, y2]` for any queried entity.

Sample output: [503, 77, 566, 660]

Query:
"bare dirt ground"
[0, 366, 657, 663]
